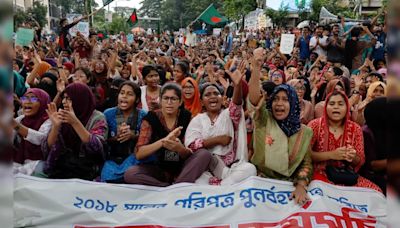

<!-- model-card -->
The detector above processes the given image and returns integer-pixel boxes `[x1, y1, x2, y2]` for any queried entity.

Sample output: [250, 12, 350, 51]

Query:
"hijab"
[61, 83, 96, 151]
[367, 81, 387, 98]
[181, 77, 201, 117]
[267, 84, 301, 137]
[15, 88, 50, 163]
[37, 72, 58, 100]
[36, 62, 51, 77]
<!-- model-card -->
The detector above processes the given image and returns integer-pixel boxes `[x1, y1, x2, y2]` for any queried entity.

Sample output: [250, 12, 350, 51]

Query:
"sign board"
[127, 34, 134, 44]
[14, 175, 386, 228]
[15, 28, 34, 46]
[105, 11, 113, 23]
[66, 14, 89, 37]
[280, 34, 296, 54]
[213, 28, 222, 36]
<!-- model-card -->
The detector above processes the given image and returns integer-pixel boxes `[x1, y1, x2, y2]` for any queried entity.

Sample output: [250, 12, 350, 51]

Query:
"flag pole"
[189, 3, 214, 27]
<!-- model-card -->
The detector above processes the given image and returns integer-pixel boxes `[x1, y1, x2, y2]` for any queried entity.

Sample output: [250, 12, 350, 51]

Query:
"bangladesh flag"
[127, 9, 138, 27]
[198, 4, 228, 26]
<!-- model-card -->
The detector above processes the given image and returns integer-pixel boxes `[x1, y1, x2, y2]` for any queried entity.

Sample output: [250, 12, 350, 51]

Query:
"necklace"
[208, 112, 220, 126]
[329, 126, 342, 133]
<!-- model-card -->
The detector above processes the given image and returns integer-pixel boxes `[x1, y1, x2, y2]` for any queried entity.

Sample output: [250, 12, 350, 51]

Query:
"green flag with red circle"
[198, 4, 228, 26]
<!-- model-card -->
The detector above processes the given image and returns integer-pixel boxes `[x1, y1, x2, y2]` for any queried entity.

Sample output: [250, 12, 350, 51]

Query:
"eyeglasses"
[294, 86, 306, 91]
[183, 86, 194, 90]
[272, 73, 282, 78]
[162, 96, 180, 103]
[21, 96, 39, 103]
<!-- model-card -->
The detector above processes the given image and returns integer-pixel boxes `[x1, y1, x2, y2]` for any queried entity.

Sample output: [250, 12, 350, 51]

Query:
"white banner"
[14, 175, 386, 228]
[66, 14, 89, 37]
[280, 34, 296, 55]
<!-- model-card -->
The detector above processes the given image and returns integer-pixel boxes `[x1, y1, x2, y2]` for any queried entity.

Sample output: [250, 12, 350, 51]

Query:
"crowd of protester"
[10, 10, 389, 205]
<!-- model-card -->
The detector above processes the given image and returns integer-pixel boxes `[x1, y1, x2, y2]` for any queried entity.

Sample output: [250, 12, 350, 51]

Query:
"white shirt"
[185, 32, 197, 47]
[14, 116, 52, 146]
[309, 35, 328, 57]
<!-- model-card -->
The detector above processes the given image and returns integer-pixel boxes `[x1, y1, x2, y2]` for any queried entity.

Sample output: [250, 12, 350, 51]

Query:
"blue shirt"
[103, 107, 147, 138]
[299, 35, 311, 60]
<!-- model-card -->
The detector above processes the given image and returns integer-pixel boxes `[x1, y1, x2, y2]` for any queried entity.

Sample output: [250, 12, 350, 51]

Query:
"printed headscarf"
[267, 84, 301, 137]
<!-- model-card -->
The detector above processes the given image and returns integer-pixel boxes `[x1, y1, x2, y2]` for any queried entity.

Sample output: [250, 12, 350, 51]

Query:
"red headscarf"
[181, 77, 202, 117]
[321, 90, 351, 152]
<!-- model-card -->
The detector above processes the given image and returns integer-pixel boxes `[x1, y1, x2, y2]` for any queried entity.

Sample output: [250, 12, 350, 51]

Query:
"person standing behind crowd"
[296, 26, 311, 61]
[309, 25, 328, 58]
[58, 15, 88, 51]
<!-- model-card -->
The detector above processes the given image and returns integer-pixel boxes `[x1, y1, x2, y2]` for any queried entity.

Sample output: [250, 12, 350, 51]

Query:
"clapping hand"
[46, 102, 62, 128]
[59, 100, 79, 126]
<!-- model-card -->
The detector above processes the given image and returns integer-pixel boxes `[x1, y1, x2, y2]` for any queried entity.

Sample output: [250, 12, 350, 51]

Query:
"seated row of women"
[13, 65, 384, 205]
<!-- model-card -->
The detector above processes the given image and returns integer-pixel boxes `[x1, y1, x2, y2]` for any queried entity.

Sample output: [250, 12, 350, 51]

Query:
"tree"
[223, 0, 257, 30]
[265, 3, 289, 28]
[309, 0, 356, 22]
[159, 0, 223, 31]
[108, 14, 130, 34]
[139, 0, 162, 17]
[114, 6, 134, 18]
[14, 2, 47, 29]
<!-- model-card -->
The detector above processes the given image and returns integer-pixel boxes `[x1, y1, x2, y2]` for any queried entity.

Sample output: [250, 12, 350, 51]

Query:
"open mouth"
[274, 108, 285, 116]
[332, 111, 342, 116]
[209, 100, 218, 108]
[119, 100, 129, 109]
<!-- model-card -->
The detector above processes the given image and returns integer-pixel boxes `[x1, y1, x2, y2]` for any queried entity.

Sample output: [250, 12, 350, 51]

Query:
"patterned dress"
[308, 118, 382, 193]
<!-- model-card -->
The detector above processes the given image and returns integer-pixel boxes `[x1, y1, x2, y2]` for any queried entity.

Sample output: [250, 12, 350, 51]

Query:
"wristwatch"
[353, 90, 360, 95]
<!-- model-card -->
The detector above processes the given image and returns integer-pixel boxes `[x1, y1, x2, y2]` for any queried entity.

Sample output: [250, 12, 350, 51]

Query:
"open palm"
[46, 103, 62, 127]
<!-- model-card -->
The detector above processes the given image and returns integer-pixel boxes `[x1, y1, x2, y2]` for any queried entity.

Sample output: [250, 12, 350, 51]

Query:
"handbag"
[47, 147, 99, 181]
[326, 163, 359, 186]
[317, 119, 359, 186]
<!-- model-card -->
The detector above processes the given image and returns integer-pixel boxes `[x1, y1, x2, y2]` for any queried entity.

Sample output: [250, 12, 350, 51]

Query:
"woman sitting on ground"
[101, 81, 147, 183]
[124, 83, 212, 186]
[181, 77, 202, 118]
[44, 83, 108, 180]
[185, 64, 256, 185]
[308, 90, 382, 192]
[139, 65, 161, 112]
[13, 88, 51, 175]
[248, 58, 314, 205]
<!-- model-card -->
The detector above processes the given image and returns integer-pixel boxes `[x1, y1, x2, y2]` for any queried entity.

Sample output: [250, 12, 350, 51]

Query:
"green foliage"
[53, 0, 97, 17]
[223, 0, 257, 30]
[159, 0, 223, 31]
[265, 3, 289, 28]
[108, 14, 130, 34]
[223, 0, 257, 21]
[309, 0, 357, 22]
[139, 0, 162, 17]
[13, 2, 47, 29]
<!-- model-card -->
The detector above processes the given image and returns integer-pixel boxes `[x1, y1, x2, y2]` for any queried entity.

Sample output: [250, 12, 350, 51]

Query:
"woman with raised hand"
[184, 61, 256, 185]
[43, 83, 108, 180]
[308, 90, 381, 192]
[13, 89, 51, 175]
[124, 83, 211, 186]
[248, 57, 314, 205]
[101, 81, 147, 183]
